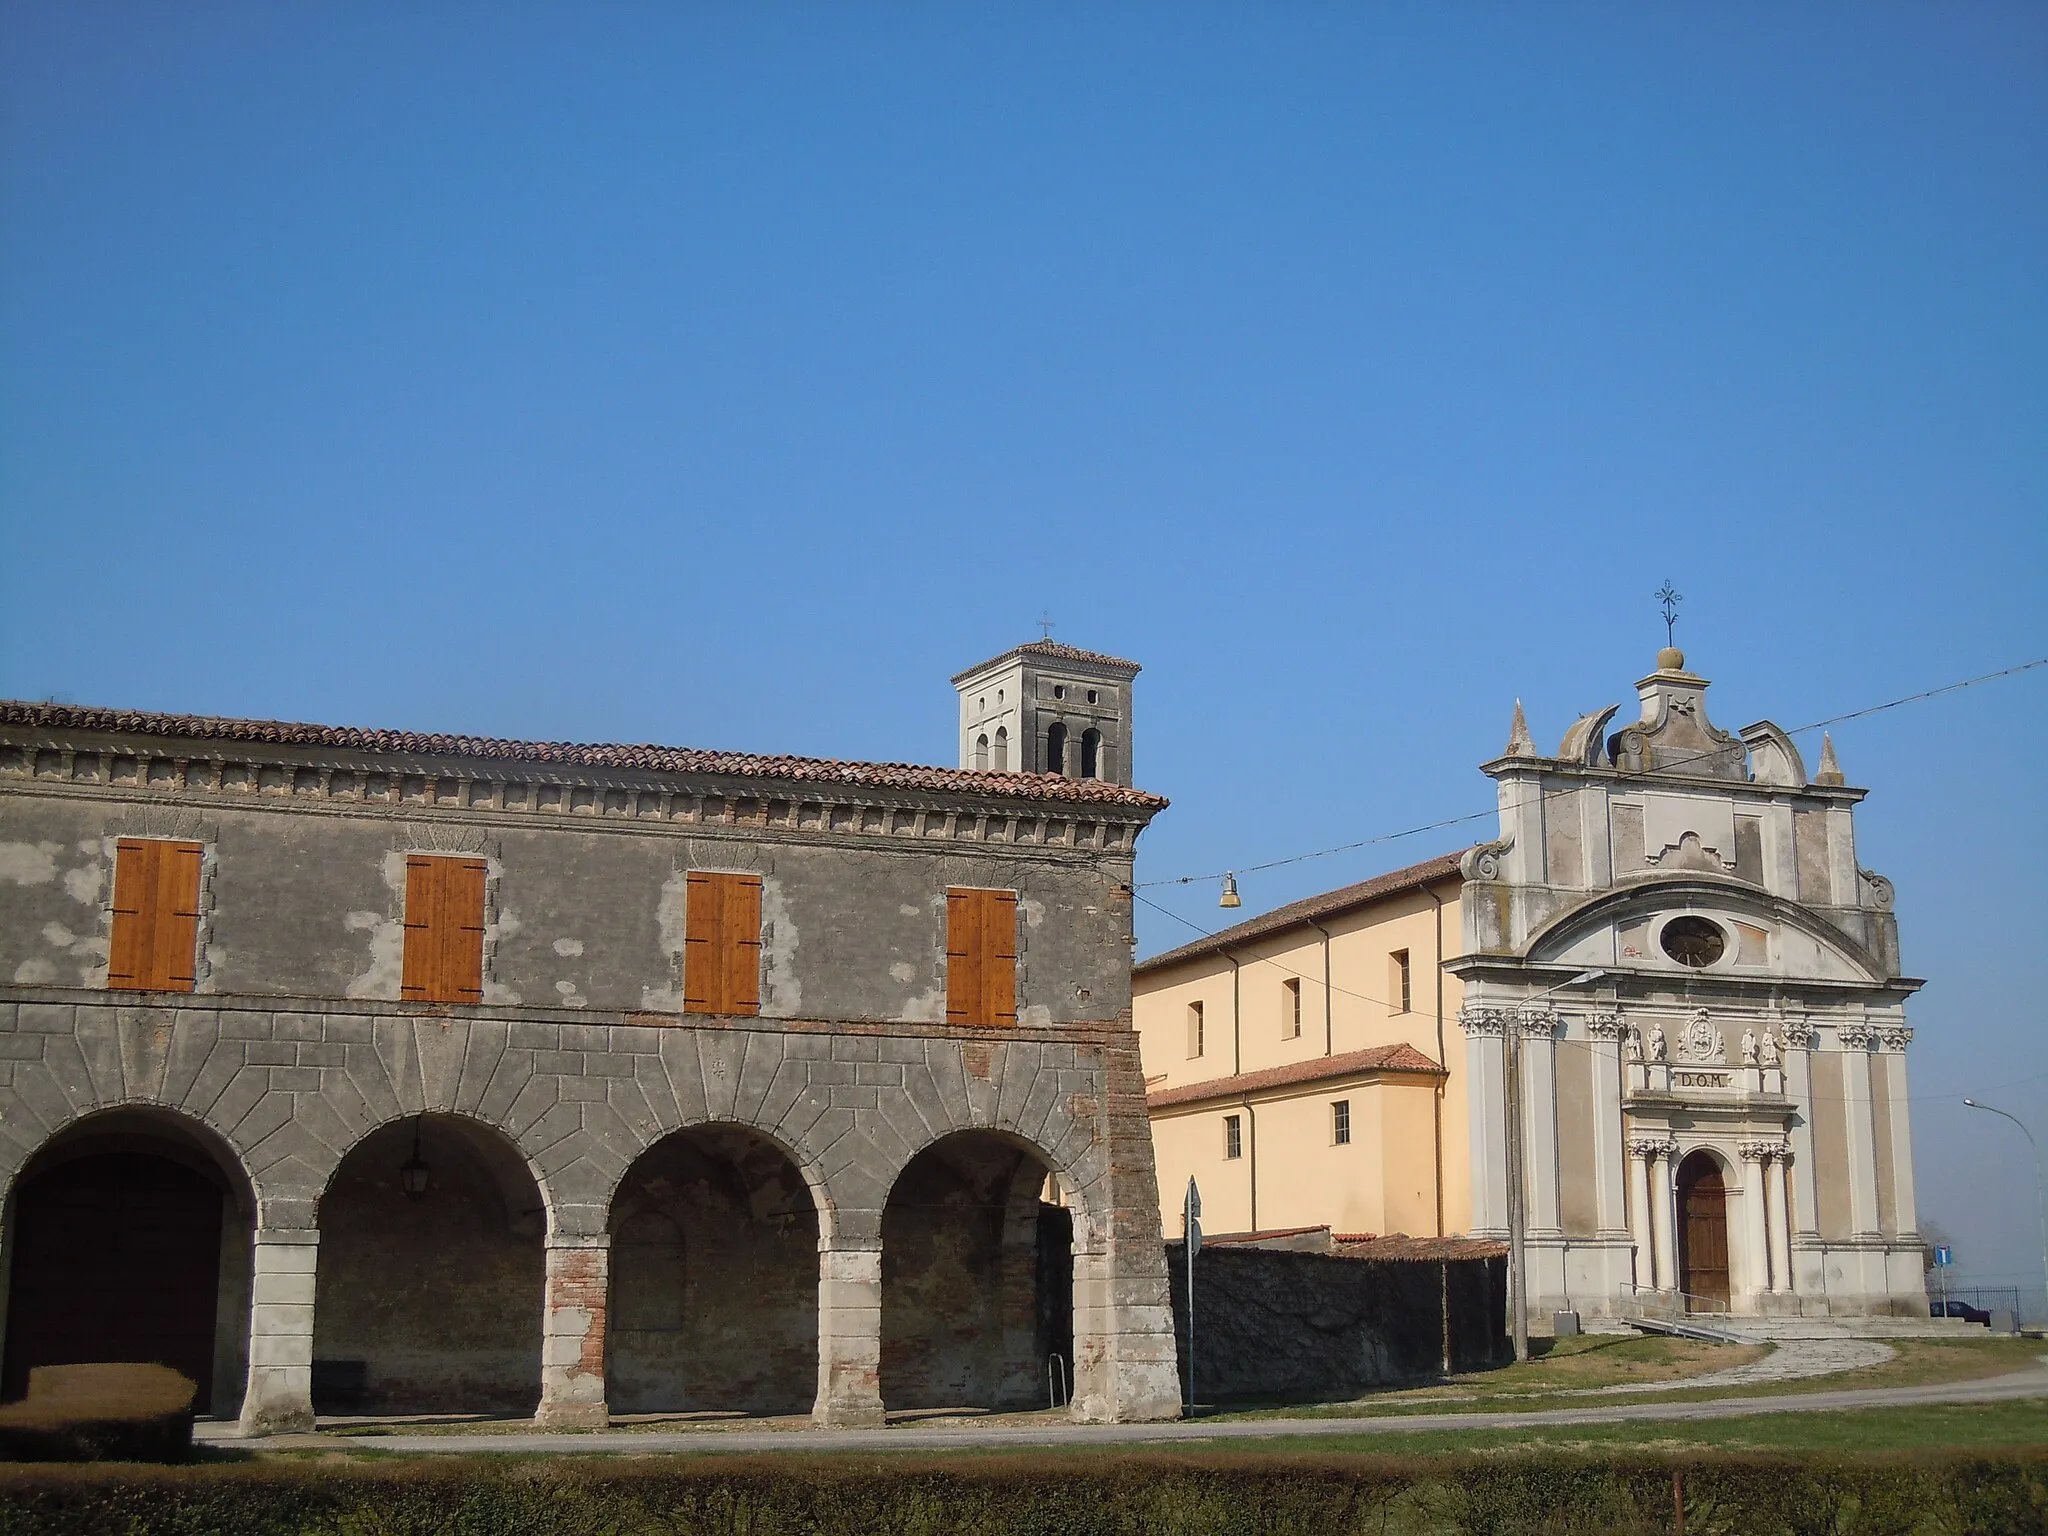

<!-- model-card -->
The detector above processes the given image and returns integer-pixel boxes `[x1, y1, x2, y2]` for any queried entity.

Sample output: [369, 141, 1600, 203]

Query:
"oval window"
[1660, 916, 1726, 968]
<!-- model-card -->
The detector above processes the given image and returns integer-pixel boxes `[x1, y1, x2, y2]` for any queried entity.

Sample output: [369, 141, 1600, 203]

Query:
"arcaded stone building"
[0, 643, 1181, 1432]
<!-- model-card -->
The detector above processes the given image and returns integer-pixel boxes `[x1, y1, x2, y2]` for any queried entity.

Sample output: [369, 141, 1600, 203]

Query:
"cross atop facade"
[1038, 612, 1056, 640]
[1655, 581, 1683, 647]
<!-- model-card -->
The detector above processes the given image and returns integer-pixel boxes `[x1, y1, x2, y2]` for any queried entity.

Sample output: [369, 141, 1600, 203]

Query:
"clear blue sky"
[4, 6, 2044, 1299]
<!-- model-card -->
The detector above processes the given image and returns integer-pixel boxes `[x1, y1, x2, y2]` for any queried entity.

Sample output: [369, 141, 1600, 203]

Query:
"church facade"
[1135, 648, 1928, 1321]
[0, 643, 1181, 1432]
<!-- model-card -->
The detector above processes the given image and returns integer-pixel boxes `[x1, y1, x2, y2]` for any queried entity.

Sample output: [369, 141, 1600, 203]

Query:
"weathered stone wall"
[1164, 1244, 1507, 1403]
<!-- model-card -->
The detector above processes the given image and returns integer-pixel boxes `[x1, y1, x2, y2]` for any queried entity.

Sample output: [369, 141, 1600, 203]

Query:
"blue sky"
[3, 5, 2044, 1297]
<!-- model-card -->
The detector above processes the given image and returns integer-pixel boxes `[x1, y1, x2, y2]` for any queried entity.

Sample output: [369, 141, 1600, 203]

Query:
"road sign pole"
[1184, 1177, 1202, 1416]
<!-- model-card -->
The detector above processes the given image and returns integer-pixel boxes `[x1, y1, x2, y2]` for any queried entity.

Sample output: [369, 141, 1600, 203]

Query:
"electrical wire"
[1135, 658, 2047, 891]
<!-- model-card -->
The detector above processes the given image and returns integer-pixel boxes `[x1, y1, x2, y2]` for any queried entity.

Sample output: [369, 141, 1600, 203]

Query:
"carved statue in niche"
[1758, 1031, 1781, 1069]
[1678, 1009, 1724, 1064]
[1740, 1029, 1758, 1066]
[1626, 1028, 1643, 1063]
[1646, 1023, 1667, 1062]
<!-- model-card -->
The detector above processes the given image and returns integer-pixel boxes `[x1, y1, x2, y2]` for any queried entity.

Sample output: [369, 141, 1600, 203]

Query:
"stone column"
[1838, 1023, 1882, 1237]
[1587, 1015, 1631, 1238]
[1766, 1151, 1794, 1294]
[1650, 1142, 1680, 1296]
[813, 1237, 885, 1426]
[1519, 1008, 1562, 1244]
[1460, 1007, 1510, 1237]
[1738, 1143, 1774, 1305]
[1626, 1139, 1658, 1290]
[238, 1229, 318, 1436]
[1879, 1027, 1920, 1238]
[536, 1237, 609, 1429]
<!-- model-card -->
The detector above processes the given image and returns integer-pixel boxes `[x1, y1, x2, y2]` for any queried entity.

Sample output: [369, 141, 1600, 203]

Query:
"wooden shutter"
[108, 839, 201, 993]
[946, 887, 1017, 1028]
[401, 856, 486, 1004]
[683, 872, 762, 1016]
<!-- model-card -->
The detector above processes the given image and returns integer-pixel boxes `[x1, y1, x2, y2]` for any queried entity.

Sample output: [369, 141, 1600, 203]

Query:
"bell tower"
[951, 641, 1140, 786]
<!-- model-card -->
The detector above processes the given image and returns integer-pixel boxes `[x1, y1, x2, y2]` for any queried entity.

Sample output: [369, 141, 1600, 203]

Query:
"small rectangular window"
[1223, 1114, 1242, 1160]
[1187, 999, 1205, 1058]
[1391, 949, 1412, 1014]
[107, 839, 203, 993]
[1282, 977, 1302, 1038]
[1332, 1099, 1351, 1145]
[400, 855, 487, 1005]
[945, 886, 1017, 1027]
[686, 871, 765, 1016]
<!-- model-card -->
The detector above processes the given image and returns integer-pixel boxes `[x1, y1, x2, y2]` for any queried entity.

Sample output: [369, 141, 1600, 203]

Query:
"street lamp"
[1506, 967, 1609, 1363]
[1962, 1099, 2047, 1328]
[398, 1117, 432, 1202]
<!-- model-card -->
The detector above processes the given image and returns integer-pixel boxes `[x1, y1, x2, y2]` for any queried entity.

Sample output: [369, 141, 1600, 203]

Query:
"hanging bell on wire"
[1218, 873, 1242, 909]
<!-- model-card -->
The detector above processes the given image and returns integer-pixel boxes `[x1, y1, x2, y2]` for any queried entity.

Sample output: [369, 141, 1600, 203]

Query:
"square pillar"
[814, 1239, 885, 1427]
[536, 1238, 609, 1429]
[238, 1230, 317, 1436]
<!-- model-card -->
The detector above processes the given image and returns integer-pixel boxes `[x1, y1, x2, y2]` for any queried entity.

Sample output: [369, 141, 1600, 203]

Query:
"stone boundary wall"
[1165, 1243, 1507, 1403]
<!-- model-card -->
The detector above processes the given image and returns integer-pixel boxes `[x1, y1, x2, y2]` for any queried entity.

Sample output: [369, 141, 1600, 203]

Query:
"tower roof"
[951, 639, 1141, 684]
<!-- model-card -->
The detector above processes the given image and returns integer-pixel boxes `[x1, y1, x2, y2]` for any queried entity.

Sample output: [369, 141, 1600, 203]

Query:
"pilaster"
[1837, 1023, 1882, 1238]
[1586, 1013, 1630, 1236]
[1461, 1007, 1510, 1237]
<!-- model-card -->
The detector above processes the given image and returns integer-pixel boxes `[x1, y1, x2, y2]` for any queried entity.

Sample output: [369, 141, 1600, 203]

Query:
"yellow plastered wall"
[1134, 876, 1471, 1238]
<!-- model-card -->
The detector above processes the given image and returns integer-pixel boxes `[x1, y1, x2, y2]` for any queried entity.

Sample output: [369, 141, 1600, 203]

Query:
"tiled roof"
[0, 701, 1169, 810]
[951, 639, 1141, 681]
[1147, 1042, 1445, 1110]
[1334, 1234, 1509, 1261]
[1135, 850, 1466, 973]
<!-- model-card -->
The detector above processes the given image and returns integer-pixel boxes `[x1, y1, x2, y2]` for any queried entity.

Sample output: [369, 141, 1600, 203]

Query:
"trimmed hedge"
[0, 1364, 196, 1463]
[0, 1450, 2040, 1536]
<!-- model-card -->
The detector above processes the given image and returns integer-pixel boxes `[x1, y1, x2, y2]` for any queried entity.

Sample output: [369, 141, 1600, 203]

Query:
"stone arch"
[878, 1126, 1078, 1413]
[603, 1121, 823, 1416]
[1524, 877, 1888, 982]
[312, 1112, 548, 1416]
[2, 1104, 258, 1418]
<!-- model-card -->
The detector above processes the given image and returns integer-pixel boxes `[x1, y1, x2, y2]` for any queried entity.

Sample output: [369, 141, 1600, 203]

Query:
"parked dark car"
[1931, 1299, 1991, 1325]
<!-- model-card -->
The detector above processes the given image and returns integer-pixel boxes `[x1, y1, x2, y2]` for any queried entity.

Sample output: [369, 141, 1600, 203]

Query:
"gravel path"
[196, 1357, 2048, 1455]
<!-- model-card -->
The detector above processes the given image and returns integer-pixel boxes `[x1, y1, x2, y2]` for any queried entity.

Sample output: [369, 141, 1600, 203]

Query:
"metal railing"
[1615, 1283, 1747, 1343]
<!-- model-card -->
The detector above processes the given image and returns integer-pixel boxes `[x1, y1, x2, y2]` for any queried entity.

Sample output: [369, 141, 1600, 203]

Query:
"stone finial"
[1505, 699, 1536, 757]
[1814, 732, 1845, 786]
[1657, 646, 1686, 673]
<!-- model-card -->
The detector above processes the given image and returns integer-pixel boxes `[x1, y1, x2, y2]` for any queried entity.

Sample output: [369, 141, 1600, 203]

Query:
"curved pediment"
[1524, 877, 1886, 985]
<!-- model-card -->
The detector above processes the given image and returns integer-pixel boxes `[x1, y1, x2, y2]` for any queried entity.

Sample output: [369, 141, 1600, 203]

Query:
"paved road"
[201, 1360, 2048, 1456]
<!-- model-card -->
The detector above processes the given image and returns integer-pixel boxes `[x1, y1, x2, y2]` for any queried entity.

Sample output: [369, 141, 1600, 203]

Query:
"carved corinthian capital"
[1585, 1011, 1629, 1043]
[1836, 1022, 1876, 1051]
[1879, 1026, 1914, 1053]
[1458, 1006, 1508, 1039]
[1627, 1136, 1679, 1162]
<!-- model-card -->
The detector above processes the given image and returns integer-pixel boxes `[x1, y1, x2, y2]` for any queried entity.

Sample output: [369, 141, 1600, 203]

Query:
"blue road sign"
[1934, 1245, 1953, 1267]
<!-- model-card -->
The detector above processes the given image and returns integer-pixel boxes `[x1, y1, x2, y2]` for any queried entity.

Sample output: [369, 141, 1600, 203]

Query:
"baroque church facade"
[1134, 647, 1927, 1322]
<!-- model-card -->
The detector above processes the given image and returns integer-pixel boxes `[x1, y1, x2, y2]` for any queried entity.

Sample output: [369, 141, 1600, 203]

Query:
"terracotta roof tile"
[0, 701, 1168, 811]
[1333, 1234, 1509, 1261]
[1147, 1042, 1445, 1110]
[951, 639, 1141, 681]
[1136, 850, 1465, 973]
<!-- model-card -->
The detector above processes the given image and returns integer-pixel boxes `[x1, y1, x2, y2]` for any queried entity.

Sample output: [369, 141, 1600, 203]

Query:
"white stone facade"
[1447, 651, 1927, 1319]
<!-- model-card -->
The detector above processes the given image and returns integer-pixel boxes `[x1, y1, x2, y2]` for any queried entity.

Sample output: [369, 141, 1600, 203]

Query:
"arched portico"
[312, 1114, 547, 1417]
[606, 1123, 821, 1416]
[1, 1106, 255, 1418]
[879, 1129, 1071, 1414]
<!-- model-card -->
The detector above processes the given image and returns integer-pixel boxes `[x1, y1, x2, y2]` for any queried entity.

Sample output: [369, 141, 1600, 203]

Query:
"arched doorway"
[606, 1125, 819, 1416]
[313, 1116, 544, 1417]
[2, 1109, 254, 1417]
[880, 1132, 1072, 1413]
[1676, 1151, 1731, 1313]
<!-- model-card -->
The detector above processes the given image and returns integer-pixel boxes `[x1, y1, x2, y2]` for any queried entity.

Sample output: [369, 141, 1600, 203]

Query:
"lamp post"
[398, 1116, 432, 1202]
[1507, 967, 1609, 1363]
[1962, 1099, 2047, 1327]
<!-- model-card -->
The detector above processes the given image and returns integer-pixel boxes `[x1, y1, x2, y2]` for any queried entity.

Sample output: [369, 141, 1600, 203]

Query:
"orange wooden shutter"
[683, 872, 761, 1015]
[945, 888, 981, 1025]
[443, 858, 487, 1004]
[981, 889, 1017, 1027]
[722, 875, 762, 1016]
[683, 871, 720, 1012]
[154, 842, 203, 991]
[400, 856, 487, 1004]
[107, 839, 158, 990]
[946, 888, 1017, 1027]
[400, 856, 440, 1001]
